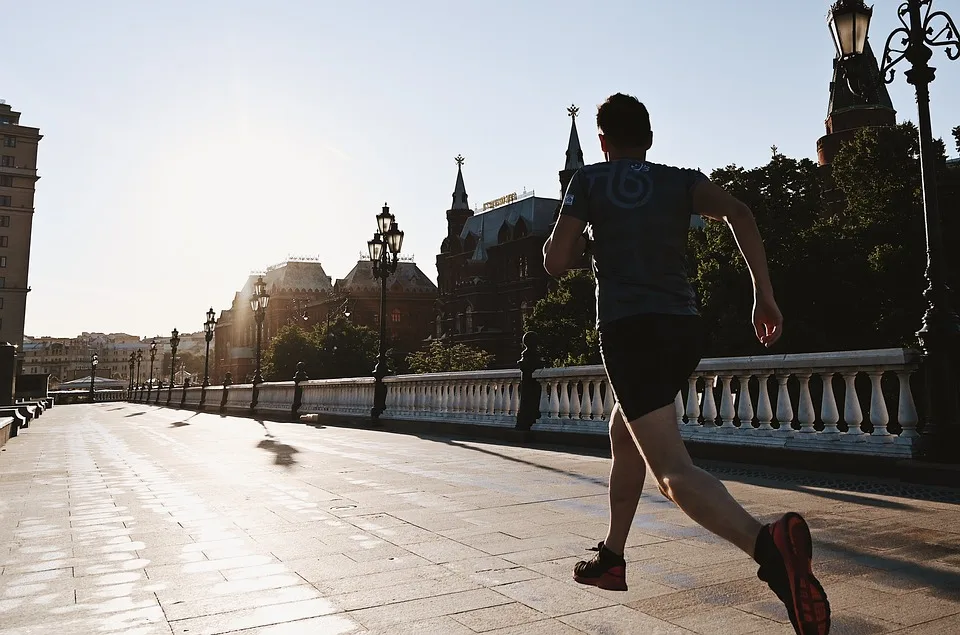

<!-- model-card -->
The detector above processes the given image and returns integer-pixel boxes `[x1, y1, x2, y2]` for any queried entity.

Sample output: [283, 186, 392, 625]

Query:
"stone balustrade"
[183, 387, 203, 408]
[384, 370, 521, 427]
[204, 385, 224, 409]
[255, 382, 296, 416]
[535, 348, 922, 458]
[224, 384, 254, 412]
[299, 378, 374, 417]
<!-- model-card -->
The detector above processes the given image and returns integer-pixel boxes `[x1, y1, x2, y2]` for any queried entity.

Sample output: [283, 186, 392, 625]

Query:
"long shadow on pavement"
[255, 419, 300, 467]
[124, 412, 146, 417]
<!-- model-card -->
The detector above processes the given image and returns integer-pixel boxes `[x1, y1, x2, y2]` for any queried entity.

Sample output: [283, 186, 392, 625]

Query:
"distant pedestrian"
[543, 92, 829, 635]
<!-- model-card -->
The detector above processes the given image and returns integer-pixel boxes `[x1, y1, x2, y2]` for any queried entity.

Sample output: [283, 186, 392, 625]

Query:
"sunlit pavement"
[1, 405, 958, 634]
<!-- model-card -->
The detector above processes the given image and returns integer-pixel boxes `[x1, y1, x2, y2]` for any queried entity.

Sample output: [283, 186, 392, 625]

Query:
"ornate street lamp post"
[167, 328, 180, 406]
[250, 276, 270, 388]
[89, 353, 98, 403]
[829, 0, 960, 458]
[147, 341, 157, 402]
[367, 203, 404, 420]
[128, 352, 136, 392]
[136, 349, 143, 390]
[203, 307, 216, 389]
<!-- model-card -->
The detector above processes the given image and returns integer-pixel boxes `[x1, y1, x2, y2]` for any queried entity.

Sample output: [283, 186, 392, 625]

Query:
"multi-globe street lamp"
[829, 0, 960, 457]
[89, 353, 98, 403]
[147, 341, 157, 402]
[366, 203, 404, 420]
[135, 350, 143, 390]
[203, 307, 216, 389]
[167, 328, 180, 405]
[250, 276, 270, 387]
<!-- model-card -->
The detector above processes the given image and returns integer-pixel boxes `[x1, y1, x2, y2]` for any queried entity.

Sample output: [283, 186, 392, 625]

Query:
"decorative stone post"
[220, 372, 232, 413]
[516, 332, 542, 431]
[180, 378, 190, 409]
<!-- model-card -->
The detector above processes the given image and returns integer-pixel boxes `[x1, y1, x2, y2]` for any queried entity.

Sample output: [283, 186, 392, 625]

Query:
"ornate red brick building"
[434, 107, 587, 368]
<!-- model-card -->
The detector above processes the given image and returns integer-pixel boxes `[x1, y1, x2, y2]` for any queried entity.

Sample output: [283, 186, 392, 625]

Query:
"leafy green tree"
[405, 340, 494, 374]
[524, 270, 600, 367]
[263, 325, 321, 381]
[953, 126, 959, 154]
[317, 317, 380, 379]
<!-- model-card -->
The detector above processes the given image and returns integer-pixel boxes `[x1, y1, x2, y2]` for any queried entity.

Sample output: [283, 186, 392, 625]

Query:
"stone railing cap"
[257, 381, 296, 388]
[387, 369, 520, 382]
[301, 377, 374, 386]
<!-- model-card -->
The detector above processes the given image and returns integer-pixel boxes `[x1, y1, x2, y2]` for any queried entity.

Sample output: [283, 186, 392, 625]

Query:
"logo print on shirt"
[563, 194, 575, 205]
[606, 162, 653, 209]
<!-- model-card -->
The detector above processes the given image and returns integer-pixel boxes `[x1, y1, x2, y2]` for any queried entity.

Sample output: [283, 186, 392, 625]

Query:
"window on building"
[518, 255, 529, 279]
[0, 176, 12, 186]
[465, 306, 474, 333]
[0, 196, 10, 206]
[391, 308, 401, 323]
[0, 236, 7, 247]
[0, 277, 5, 288]
[0, 257, 6, 267]
[0, 216, 8, 227]
[0, 298, 4, 309]
[0, 156, 13, 167]
[2, 137, 14, 148]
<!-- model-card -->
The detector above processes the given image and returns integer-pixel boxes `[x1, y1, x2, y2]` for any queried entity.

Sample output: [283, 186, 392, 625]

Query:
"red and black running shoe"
[757, 512, 830, 635]
[573, 542, 628, 591]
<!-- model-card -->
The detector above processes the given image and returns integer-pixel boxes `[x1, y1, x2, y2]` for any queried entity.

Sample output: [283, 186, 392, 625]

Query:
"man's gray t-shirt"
[558, 159, 708, 327]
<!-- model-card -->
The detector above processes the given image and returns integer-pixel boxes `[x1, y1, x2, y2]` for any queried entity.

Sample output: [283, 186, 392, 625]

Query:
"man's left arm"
[543, 172, 589, 277]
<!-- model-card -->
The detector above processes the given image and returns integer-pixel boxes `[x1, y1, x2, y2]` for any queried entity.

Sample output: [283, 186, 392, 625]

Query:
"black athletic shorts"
[598, 313, 706, 422]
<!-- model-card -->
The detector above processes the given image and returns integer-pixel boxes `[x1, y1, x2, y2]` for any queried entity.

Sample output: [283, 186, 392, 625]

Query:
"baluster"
[486, 382, 496, 415]
[737, 375, 754, 430]
[602, 379, 616, 421]
[557, 380, 571, 421]
[842, 371, 864, 435]
[775, 374, 794, 432]
[701, 375, 718, 427]
[897, 369, 919, 438]
[539, 380, 551, 419]
[591, 379, 603, 420]
[685, 375, 700, 425]
[548, 380, 561, 419]
[756, 372, 774, 430]
[581, 380, 594, 420]
[569, 380, 583, 420]
[674, 391, 685, 427]
[820, 372, 840, 434]
[796, 372, 816, 433]
[510, 380, 521, 416]
[496, 381, 506, 416]
[719, 374, 736, 428]
[868, 369, 891, 438]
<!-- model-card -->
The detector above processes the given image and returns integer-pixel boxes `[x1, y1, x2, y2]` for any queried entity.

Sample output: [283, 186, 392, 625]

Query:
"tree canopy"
[953, 126, 959, 154]
[405, 340, 494, 374]
[263, 318, 379, 381]
[523, 270, 601, 368]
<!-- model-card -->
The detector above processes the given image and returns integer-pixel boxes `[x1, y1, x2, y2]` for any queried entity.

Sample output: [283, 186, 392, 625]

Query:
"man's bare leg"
[602, 403, 645, 555]
[625, 403, 761, 554]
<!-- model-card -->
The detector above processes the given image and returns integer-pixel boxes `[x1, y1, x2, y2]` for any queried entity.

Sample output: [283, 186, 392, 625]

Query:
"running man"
[543, 93, 829, 635]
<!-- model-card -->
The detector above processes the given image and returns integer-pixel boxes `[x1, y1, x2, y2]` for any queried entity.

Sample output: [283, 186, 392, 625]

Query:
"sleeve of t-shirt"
[684, 169, 710, 216]
[558, 169, 590, 223]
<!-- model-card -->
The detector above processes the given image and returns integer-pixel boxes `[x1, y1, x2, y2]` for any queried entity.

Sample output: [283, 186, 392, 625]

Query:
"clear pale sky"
[9, 0, 960, 338]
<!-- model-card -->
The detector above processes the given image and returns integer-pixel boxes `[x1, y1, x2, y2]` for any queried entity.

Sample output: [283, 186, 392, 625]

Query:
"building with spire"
[816, 40, 897, 213]
[434, 106, 586, 367]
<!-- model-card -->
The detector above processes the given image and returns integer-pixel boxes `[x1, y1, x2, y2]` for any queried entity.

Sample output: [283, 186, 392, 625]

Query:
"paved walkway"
[1, 405, 959, 635]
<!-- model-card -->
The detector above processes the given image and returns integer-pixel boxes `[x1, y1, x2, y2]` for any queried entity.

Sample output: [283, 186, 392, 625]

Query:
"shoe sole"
[779, 513, 830, 635]
[573, 571, 628, 591]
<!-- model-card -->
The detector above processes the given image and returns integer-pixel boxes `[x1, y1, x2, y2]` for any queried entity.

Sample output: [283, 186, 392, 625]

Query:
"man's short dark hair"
[597, 93, 652, 147]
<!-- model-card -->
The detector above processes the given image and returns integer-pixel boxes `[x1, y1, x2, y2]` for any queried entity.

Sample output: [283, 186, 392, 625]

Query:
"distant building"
[0, 101, 42, 372]
[22, 332, 144, 386]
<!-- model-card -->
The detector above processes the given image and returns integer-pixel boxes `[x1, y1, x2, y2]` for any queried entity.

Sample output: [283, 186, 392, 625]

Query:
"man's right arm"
[692, 180, 782, 347]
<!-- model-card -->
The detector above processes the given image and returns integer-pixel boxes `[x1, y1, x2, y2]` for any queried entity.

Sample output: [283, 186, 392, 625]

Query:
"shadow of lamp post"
[367, 203, 404, 421]
[828, 0, 960, 460]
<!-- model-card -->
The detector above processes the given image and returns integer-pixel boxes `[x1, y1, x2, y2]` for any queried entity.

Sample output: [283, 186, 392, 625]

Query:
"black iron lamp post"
[167, 328, 180, 405]
[128, 352, 136, 392]
[250, 276, 270, 387]
[147, 341, 157, 402]
[136, 350, 143, 390]
[203, 307, 216, 389]
[367, 203, 404, 420]
[89, 353, 98, 403]
[829, 0, 960, 458]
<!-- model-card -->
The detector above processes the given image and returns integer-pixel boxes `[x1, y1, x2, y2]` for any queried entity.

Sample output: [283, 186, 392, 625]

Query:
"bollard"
[220, 372, 232, 413]
[516, 331, 542, 432]
[292, 361, 308, 419]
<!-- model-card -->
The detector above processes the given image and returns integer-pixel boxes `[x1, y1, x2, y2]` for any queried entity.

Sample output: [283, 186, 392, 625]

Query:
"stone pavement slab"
[0, 404, 958, 634]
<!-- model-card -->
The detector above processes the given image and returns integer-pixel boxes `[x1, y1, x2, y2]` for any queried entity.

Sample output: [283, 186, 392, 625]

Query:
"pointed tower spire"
[446, 154, 474, 239]
[559, 105, 585, 198]
[452, 154, 469, 210]
[564, 104, 585, 171]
